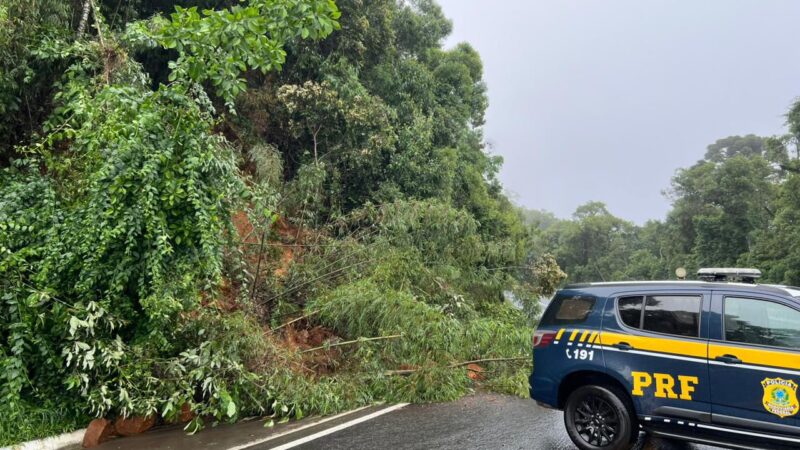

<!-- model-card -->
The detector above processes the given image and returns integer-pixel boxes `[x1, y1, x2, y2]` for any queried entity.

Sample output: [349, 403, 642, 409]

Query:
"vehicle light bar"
[697, 267, 761, 283]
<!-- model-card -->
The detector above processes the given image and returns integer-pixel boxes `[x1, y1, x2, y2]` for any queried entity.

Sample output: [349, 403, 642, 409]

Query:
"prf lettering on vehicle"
[631, 371, 699, 401]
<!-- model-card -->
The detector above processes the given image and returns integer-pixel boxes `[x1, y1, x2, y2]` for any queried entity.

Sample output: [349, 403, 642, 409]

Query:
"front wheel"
[564, 385, 636, 450]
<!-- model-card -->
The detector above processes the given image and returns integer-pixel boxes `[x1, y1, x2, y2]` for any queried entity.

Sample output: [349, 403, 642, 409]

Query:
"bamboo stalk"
[250, 227, 267, 300]
[449, 357, 529, 368]
[384, 357, 530, 376]
[270, 310, 319, 333]
[301, 334, 403, 353]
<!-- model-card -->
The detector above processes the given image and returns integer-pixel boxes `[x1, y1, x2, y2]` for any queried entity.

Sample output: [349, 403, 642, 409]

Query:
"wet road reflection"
[295, 393, 721, 450]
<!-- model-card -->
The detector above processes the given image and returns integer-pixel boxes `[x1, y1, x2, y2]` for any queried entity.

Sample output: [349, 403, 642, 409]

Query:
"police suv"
[529, 268, 800, 450]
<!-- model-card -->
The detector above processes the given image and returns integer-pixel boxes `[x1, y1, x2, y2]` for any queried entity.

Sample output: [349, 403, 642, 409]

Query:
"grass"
[0, 403, 90, 447]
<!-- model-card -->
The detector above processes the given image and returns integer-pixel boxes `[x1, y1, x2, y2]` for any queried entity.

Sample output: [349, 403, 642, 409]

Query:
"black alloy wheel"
[564, 385, 635, 450]
[574, 394, 619, 445]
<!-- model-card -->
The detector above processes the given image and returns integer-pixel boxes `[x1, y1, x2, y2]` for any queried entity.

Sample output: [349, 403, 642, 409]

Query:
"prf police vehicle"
[530, 268, 800, 450]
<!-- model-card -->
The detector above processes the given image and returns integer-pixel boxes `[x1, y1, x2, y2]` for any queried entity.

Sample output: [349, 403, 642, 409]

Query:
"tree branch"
[89, 0, 105, 48]
[311, 125, 321, 165]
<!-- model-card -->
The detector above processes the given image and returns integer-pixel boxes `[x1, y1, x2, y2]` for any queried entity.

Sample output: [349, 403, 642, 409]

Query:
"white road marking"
[696, 423, 800, 444]
[265, 403, 410, 450]
[228, 405, 373, 450]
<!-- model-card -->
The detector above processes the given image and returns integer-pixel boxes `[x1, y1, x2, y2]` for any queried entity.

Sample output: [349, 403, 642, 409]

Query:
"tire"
[564, 385, 637, 450]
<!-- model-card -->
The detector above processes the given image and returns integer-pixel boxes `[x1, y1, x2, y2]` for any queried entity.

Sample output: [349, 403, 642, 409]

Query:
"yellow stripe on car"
[600, 332, 707, 359]
[555, 329, 565, 340]
[569, 329, 581, 342]
[709, 343, 800, 371]
[599, 332, 800, 373]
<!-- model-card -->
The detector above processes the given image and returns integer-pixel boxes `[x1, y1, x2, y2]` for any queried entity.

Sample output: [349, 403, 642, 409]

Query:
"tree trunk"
[77, 0, 91, 37]
[311, 126, 321, 165]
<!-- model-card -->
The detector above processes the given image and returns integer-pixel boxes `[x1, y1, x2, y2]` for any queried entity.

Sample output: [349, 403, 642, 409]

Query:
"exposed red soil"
[279, 319, 342, 375]
[466, 363, 485, 381]
[232, 210, 260, 245]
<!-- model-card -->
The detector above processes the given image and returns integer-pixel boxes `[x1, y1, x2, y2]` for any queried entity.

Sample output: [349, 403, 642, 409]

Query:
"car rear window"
[540, 295, 596, 326]
[616, 294, 702, 338]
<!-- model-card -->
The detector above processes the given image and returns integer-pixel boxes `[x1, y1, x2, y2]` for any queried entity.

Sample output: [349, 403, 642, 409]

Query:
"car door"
[601, 290, 711, 422]
[709, 291, 800, 435]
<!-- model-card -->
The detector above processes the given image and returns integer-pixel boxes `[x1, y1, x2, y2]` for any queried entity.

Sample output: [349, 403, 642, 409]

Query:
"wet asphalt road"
[267, 393, 722, 450]
[87, 393, 724, 450]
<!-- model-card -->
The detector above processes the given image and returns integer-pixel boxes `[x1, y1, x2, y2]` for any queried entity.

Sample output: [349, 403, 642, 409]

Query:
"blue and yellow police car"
[530, 268, 800, 450]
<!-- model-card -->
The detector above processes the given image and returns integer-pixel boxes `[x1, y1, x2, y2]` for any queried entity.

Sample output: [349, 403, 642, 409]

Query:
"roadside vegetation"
[0, 0, 564, 445]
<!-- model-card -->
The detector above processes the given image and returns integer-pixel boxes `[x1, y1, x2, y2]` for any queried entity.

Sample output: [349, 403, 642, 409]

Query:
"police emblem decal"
[761, 377, 800, 418]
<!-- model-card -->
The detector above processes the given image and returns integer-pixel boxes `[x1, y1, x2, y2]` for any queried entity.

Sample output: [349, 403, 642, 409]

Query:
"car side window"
[643, 295, 702, 337]
[724, 297, 800, 349]
[617, 294, 702, 337]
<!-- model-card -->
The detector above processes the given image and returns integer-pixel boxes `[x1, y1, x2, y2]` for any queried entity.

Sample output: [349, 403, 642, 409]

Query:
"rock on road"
[85, 393, 722, 450]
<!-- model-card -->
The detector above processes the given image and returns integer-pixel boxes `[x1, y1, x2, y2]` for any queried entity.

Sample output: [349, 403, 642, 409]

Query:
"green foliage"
[744, 118, 800, 285]
[230, 0, 515, 245]
[533, 202, 641, 282]
[1, 0, 341, 443]
[127, 0, 340, 106]
[2, 0, 564, 445]
[669, 152, 776, 266]
[0, 0, 73, 156]
[704, 134, 767, 162]
[2, 78, 247, 422]
[482, 370, 530, 398]
[0, 402, 90, 447]
[309, 279, 530, 402]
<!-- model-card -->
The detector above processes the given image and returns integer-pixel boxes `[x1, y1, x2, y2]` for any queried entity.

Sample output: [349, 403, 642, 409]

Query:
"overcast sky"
[436, 0, 800, 224]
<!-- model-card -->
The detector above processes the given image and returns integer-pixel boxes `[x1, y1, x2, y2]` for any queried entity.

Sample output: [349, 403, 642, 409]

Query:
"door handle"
[715, 354, 742, 364]
[613, 342, 633, 351]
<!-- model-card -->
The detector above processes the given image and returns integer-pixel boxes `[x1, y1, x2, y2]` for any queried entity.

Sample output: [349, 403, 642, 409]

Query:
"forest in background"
[0, 0, 565, 445]
[527, 124, 800, 285]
